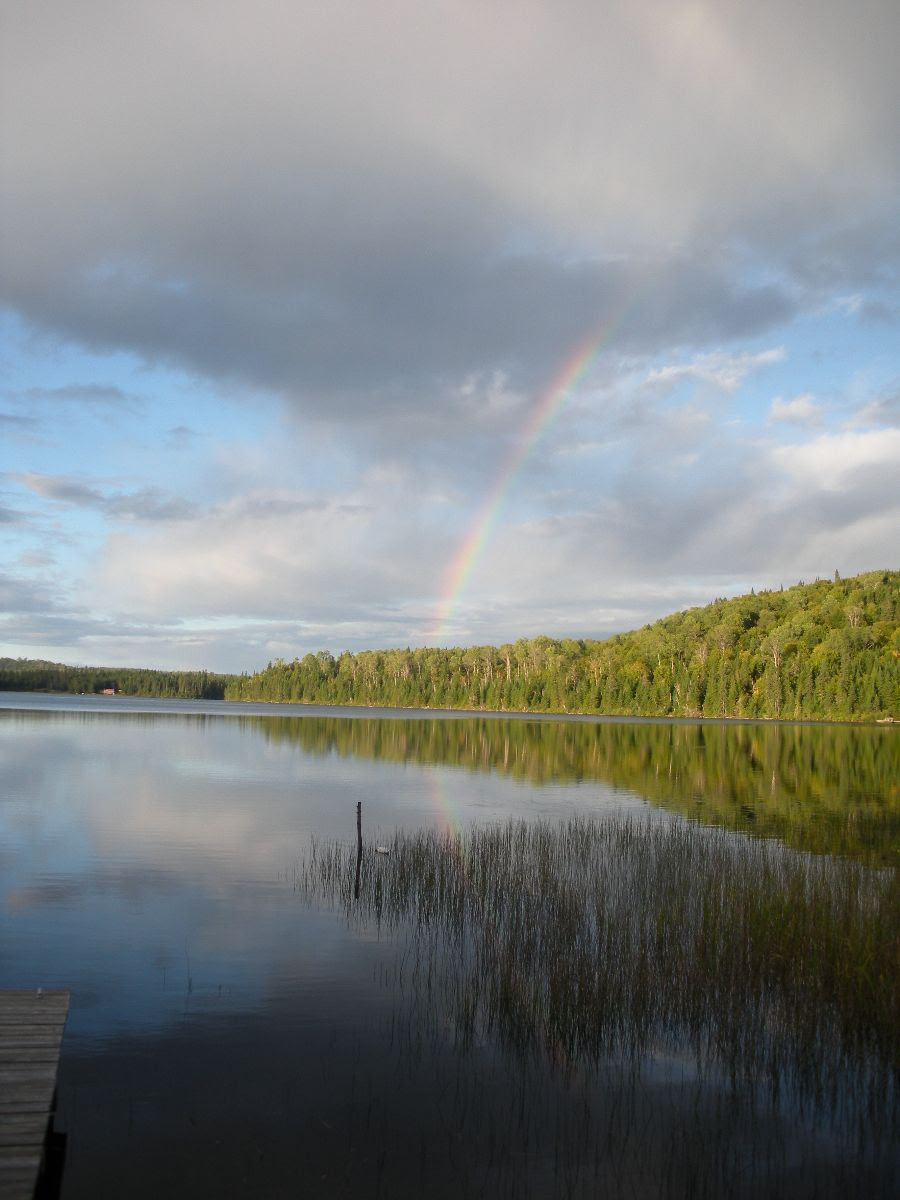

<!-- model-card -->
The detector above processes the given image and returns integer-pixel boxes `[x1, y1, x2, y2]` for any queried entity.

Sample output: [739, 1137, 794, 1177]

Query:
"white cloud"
[770, 428, 900, 491]
[0, 2, 897, 670]
[646, 348, 786, 393]
[769, 393, 822, 425]
[89, 485, 439, 624]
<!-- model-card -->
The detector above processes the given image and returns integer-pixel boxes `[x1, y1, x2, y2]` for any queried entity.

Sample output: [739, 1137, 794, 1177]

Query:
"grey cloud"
[18, 474, 198, 521]
[0, 601, 381, 671]
[227, 496, 370, 521]
[231, 496, 329, 520]
[0, 1, 897, 671]
[14, 383, 140, 408]
[166, 424, 198, 445]
[853, 391, 900, 427]
[0, 611, 109, 647]
[859, 299, 896, 325]
[2, 245, 798, 414]
[1, 1, 894, 416]
[0, 411, 38, 428]
[603, 448, 898, 582]
[105, 492, 198, 522]
[785, 212, 900, 292]
[0, 601, 197, 652]
[0, 572, 59, 613]
[495, 420, 900, 607]
[22, 476, 105, 506]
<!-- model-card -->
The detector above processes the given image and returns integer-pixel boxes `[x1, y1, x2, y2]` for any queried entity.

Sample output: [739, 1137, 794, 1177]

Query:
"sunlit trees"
[3, 571, 896, 722]
[221, 571, 898, 721]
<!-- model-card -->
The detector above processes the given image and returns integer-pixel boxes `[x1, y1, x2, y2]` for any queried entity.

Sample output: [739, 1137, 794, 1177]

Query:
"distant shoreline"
[0, 689, 890, 728]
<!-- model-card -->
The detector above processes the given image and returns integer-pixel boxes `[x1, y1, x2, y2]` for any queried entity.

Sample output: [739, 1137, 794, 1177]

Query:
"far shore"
[0, 688, 891, 728]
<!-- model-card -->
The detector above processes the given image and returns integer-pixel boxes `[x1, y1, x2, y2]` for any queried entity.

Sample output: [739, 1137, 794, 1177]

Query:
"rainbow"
[430, 324, 615, 640]
[427, 768, 462, 839]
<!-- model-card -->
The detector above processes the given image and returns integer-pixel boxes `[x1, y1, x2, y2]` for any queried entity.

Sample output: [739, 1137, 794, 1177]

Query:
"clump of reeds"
[295, 816, 898, 1124]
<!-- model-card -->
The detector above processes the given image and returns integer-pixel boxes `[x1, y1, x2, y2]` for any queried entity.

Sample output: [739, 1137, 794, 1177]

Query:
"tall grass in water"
[297, 816, 897, 1126]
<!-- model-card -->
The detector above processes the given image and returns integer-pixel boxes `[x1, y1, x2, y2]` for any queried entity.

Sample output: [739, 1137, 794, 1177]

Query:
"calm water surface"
[1, 693, 896, 1198]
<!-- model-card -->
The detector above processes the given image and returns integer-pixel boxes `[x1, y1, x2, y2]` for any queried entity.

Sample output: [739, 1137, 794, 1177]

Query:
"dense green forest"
[0, 658, 235, 699]
[2, 570, 897, 720]
[227, 571, 899, 721]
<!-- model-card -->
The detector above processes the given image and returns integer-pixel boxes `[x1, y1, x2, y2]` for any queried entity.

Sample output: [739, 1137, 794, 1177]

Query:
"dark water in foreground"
[0, 694, 897, 1198]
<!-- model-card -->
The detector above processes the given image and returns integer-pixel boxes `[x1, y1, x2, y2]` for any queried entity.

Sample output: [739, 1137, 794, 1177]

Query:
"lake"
[1, 693, 897, 1198]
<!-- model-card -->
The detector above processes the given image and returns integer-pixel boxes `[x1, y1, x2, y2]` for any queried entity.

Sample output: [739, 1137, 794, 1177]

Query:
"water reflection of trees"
[295, 815, 898, 1192]
[249, 715, 899, 863]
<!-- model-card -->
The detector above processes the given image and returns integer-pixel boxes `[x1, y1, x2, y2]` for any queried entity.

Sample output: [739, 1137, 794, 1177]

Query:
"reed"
[296, 816, 898, 1124]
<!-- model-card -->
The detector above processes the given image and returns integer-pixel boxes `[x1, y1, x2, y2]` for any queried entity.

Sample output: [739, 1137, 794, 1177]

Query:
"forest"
[225, 571, 899, 721]
[0, 658, 234, 699]
[1, 570, 897, 721]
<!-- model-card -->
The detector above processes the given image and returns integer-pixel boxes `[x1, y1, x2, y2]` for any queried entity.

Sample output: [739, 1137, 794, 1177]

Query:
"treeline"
[226, 570, 899, 721]
[2, 571, 896, 719]
[0, 658, 235, 700]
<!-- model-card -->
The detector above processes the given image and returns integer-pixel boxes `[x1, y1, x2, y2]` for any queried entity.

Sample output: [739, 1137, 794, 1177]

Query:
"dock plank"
[0, 989, 69, 1200]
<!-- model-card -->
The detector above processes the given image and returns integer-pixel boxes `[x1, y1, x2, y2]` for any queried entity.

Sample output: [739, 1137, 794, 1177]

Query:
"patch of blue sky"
[789, 310, 898, 402]
[679, 310, 897, 433]
[1, 311, 274, 487]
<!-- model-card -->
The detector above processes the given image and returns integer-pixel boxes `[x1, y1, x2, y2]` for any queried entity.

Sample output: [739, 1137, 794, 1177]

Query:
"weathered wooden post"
[354, 801, 362, 899]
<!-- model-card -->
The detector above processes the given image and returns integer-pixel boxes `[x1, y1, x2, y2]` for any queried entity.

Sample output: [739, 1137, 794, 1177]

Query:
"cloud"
[0, 3, 896, 671]
[858, 299, 896, 325]
[12, 383, 140, 408]
[461, 428, 899, 631]
[770, 428, 900, 492]
[851, 390, 900, 428]
[89, 487, 427, 623]
[70, 414, 898, 659]
[17, 473, 198, 521]
[646, 348, 786, 394]
[0, 572, 59, 614]
[0, 411, 38, 429]
[0, 246, 799, 414]
[769, 393, 822, 426]
[2, 2, 895, 414]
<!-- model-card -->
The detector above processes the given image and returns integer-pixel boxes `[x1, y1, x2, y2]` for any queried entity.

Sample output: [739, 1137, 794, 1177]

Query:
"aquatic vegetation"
[296, 816, 899, 1126]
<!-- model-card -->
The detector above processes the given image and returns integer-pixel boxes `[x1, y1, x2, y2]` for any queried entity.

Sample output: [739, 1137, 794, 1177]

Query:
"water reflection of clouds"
[7, 707, 621, 1041]
[2, 699, 894, 1195]
[10, 701, 864, 1049]
[5, 866, 182, 911]
[85, 777, 270, 871]
[3, 851, 360, 1040]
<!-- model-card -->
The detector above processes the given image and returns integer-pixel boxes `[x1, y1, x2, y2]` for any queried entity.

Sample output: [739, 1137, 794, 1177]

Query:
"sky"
[1, 0, 898, 674]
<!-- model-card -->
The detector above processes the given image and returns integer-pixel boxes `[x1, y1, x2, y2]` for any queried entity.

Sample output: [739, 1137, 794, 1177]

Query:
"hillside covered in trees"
[0, 658, 235, 700]
[226, 571, 898, 721]
[1, 571, 896, 721]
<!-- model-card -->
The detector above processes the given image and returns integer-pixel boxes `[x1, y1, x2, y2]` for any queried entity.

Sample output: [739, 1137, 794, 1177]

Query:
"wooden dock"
[0, 990, 70, 1200]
